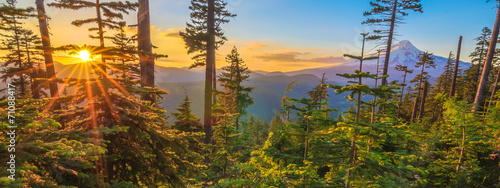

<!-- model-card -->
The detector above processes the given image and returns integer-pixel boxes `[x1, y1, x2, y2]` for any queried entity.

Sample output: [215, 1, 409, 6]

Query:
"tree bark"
[96, 0, 106, 74]
[138, 0, 155, 103]
[411, 97, 418, 123]
[449, 36, 462, 97]
[381, 0, 398, 86]
[203, 0, 216, 162]
[36, 0, 61, 103]
[475, 5, 500, 112]
[419, 81, 428, 121]
[397, 71, 407, 119]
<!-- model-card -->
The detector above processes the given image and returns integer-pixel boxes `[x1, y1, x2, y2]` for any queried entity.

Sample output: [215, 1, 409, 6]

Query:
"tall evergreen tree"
[475, 1, 500, 112]
[363, 0, 423, 86]
[469, 27, 491, 95]
[218, 46, 254, 131]
[0, 0, 42, 98]
[410, 52, 436, 122]
[137, 0, 155, 103]
[35, 0, 60, 102]
[180, 0, 236, 152]
[394, 65, 413, 119]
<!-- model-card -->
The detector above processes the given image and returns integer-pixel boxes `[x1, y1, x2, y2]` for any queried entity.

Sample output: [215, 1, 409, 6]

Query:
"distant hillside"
[157, 73, 349, 121]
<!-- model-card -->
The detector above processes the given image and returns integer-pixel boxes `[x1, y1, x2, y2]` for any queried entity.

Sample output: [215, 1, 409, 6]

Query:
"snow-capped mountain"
[286, 40, 471, 85]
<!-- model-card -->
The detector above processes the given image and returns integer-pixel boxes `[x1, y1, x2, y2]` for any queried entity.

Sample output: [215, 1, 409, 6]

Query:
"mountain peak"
[391, 40, 419, 52]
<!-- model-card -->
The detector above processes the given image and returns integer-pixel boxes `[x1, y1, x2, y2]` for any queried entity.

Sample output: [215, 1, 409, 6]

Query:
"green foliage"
[179, 0, 236, 68]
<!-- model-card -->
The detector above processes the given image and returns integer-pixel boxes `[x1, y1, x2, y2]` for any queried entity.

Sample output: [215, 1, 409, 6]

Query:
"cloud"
[254, 51, 308, 62]
[308, 56, 347, 64]
[254, 51, 345, 64]
[161, 28, 184, 39]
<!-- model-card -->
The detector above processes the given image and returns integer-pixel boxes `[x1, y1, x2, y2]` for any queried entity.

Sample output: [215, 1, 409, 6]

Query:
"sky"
[16, 0, 500, 72]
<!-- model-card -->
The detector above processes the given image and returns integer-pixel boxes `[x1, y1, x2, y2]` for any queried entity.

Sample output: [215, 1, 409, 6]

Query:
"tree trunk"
[397, 72, 407, 119]
[473, 43, 485, 97]
[419, 81, 428, 121]
[138, 0, 155, 103]
[449, 36, 462, 97]
[411, 97, 418, 123]
[203, 0, 216, 162]
[475, 5, 500, 112]
[381, 0, 398, 86]
[36, 0, 60, 103]
[371, 51, 380, 122]
[95, 0, 106, 74]
[24, 34, 40, 99]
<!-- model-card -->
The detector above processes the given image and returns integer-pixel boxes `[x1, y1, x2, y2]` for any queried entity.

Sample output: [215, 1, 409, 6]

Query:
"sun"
[77, 50, 91, 61]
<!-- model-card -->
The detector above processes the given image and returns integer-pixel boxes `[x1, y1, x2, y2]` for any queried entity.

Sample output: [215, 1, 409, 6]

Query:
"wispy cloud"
[254, 51, 345, 64]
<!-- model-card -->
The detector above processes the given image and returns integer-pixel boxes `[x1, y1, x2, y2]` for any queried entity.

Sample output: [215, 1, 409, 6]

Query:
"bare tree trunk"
[419, 81, 428, 121]
[36, 0, 60, 103]
[371, 51, 380, 122]
[475, 5, 500, 112]
[411, 97, 418, 123]
[381, 0, 398, 86]
[203, 0, 216, 162]
[96, 0, 106, 74]
[138, 0, 155, 103]
[449, 36, 462, 98]
[397, 71, 407, 119]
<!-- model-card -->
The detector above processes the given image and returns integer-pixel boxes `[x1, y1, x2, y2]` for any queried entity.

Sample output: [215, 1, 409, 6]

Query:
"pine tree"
[475, 1, 500, 112]
[35, 0, 60, 106]
[362, 0, 423, 86]
[469, 27, 491, 95]
[0, 0, 37, 98]
[218, 46, 254, 131]
[137, 0, 155, 103]
[394, 65, 413, 119]
[180, 0, 236, 152]
[410, 52, 436, 122]
[436, 51, 455, 95]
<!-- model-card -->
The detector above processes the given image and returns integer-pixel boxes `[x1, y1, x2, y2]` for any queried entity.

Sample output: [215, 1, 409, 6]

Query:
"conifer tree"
[0, 0, 36, 98]
[180, 0, 236, 150]
[218, 46, 254, 131]
[363, 0, 423, 86]
[394, 65, 413, 119]
[410, 52, 436, 121]
[469, 27, 491, 94]
[475, 1, 500, 112]
[137, 0, 155, 103]
[436, 51, 455, 94]
[35, 0, 60, 105]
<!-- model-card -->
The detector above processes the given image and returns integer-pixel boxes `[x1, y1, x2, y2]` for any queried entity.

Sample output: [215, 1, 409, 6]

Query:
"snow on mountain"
[287, 40, 471, 85]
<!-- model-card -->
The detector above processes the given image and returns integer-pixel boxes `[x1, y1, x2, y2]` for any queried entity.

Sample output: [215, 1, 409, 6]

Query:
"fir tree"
[180, 0, 236, 151]
[0, 0, 37, 98]
[363, 0, 423, 86]
[410, 52, 436, 122]
[394, 65, 413, 119]
[218, 46, 254, 131]
[35, 0, 60, 104]
[475, 1, 500, 112]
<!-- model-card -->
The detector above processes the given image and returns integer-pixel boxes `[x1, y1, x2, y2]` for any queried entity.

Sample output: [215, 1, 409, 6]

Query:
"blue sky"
[17, 0, 500, 71]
